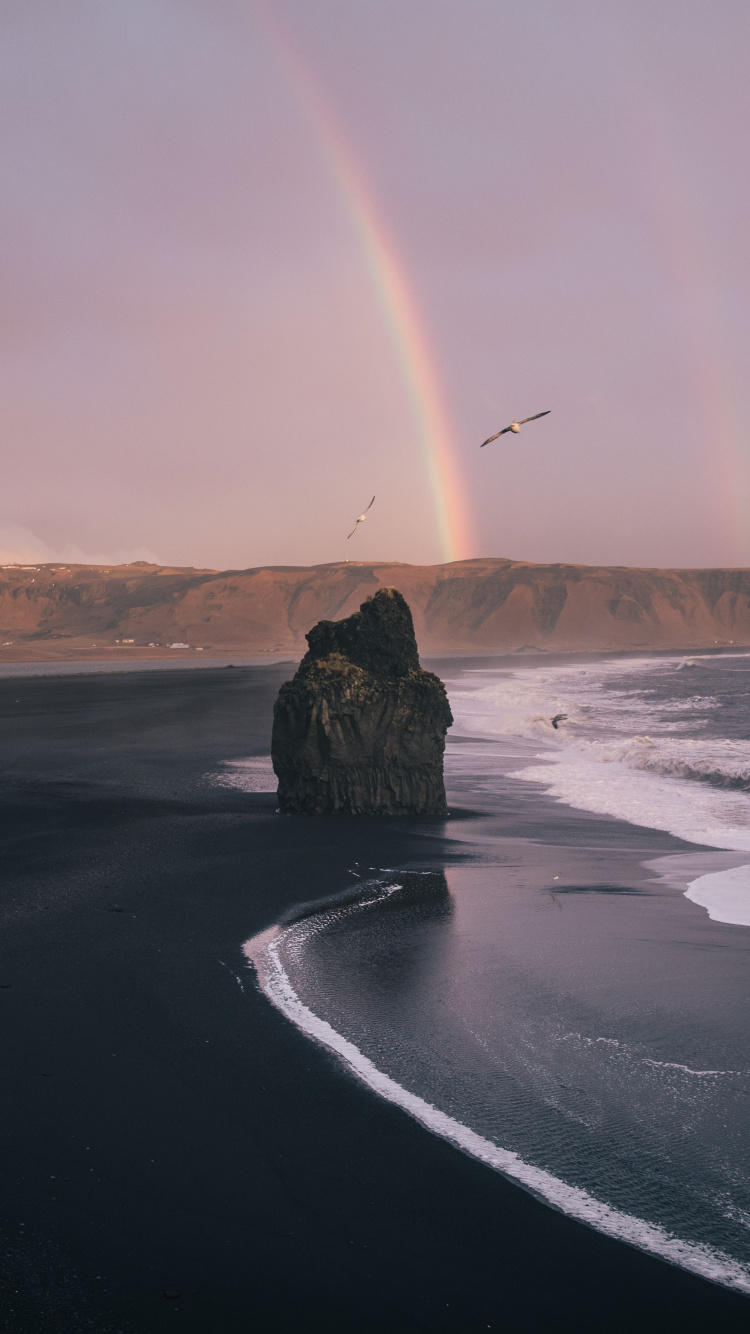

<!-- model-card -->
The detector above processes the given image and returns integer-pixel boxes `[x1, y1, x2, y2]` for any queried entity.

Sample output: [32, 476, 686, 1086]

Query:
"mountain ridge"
[1, 557, 749, 660]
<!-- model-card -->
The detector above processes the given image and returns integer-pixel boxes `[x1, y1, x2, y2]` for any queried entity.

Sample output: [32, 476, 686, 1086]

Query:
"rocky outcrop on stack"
[271, 588, 452, 815]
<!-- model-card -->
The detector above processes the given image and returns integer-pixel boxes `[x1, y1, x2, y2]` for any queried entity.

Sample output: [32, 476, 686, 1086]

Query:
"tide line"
[243, 924, 750, 1296]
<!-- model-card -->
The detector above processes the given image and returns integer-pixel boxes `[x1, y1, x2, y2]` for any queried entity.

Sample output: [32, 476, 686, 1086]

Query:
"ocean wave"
[508, 755, 750, 850]
[446, 659, 750, 850]
[685, 865, 750, 927]
[244, 910, 750, 1296]
[573, 735, 750, 792]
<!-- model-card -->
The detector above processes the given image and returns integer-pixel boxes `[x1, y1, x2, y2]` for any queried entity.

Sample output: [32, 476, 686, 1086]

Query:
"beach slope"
[0, 664, 748, 1331]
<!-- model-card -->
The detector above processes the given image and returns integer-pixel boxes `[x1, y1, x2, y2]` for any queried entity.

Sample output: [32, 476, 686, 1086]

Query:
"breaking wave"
[444, 656, 750, 851]
[244, 891, 750, 1296]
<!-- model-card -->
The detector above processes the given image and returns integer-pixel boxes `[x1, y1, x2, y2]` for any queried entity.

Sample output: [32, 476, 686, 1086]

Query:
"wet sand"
[0, 665, 748, 1332]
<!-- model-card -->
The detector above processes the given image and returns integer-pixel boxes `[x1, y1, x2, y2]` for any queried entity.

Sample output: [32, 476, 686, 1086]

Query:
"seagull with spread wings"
[347, 495, 375, 539]
[480, 410, 550, 448]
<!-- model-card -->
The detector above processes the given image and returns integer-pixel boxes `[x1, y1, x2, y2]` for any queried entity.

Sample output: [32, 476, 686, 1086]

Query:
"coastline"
[1, 664, 749, 1331]
[245, 888, 750, 1295]
[0, 654, 297, 677]
[0, 643, 748, 671]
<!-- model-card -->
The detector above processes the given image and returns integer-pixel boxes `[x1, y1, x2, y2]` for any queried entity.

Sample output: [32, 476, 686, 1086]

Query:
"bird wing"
[347, 498, 374, 537]
[518, 410, 551, 425]
[480, 426, 511, 447]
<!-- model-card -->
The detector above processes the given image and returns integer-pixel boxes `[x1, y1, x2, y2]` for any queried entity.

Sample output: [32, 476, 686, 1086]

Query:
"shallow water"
[445, 651, 750, 852]
[248, 853, 750, 1290]
[241, 654, 750, 1290]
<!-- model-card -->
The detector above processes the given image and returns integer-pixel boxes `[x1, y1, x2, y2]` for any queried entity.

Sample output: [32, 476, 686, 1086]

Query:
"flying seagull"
[480, 410, 550, 448]
[551, 713, 568, 730]
[347, 496, 375, 539]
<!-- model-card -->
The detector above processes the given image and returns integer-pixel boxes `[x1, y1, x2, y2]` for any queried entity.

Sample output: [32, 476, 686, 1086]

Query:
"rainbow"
[251, 6, 473, 562]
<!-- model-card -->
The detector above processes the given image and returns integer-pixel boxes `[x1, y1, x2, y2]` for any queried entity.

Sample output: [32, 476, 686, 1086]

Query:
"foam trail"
[212, 755, 276, 792]
[685, 864, 750, 926]
[244, 923, 750, 1295]
[445, 657, 750, 851]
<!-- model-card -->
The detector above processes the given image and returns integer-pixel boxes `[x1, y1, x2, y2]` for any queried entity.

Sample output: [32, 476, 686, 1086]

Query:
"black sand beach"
[1, 665, 749, 1332]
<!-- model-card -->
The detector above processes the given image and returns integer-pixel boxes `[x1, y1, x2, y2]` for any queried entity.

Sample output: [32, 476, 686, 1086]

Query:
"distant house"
[169, 642, 190, 649]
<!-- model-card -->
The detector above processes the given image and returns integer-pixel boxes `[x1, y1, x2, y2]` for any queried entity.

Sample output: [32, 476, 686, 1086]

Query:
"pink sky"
[2, 0, 749, 569]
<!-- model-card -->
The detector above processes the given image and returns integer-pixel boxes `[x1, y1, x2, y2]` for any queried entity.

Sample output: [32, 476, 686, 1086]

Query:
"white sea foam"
[564, 1033, 746, 1078]
[243, 917, 750, 1295]
[445, 658, 750, 851]
[640, 1060, 741, 1077]
[508, 754, 750, 850]
[212, 756, 276, 792]
[685, 864, 750, 926]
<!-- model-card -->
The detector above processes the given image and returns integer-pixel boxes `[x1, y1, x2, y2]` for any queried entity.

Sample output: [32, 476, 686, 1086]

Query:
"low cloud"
[0, 522, 162, 567]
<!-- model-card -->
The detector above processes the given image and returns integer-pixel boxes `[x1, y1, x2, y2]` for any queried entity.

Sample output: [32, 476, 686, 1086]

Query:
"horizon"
[4, 551, 750, 575]
[2, 2, 749, 571]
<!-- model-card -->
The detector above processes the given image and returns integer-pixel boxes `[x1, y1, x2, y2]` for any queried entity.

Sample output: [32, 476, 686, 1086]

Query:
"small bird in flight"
[347, 496, 375, 539]
[480, 410, 550, 448]
[551, 713, 568, 730]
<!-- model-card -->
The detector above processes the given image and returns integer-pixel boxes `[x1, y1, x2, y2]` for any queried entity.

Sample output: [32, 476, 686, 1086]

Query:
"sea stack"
[271, 588, 453, 815]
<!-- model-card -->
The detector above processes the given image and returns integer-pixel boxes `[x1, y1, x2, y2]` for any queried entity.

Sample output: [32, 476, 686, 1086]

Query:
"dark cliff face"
[271, 588, 453, 815]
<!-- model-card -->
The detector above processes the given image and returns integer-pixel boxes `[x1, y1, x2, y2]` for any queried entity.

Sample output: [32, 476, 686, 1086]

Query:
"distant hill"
[1, 557, 749, 661]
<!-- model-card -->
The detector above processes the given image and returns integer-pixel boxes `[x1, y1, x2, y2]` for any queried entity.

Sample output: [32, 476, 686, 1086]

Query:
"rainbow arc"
[253, 6, 473, 562]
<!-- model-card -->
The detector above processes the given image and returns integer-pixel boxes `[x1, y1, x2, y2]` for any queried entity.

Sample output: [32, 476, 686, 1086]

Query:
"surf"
[445, 654, 750, 851]
[243, 888, 750, 1296]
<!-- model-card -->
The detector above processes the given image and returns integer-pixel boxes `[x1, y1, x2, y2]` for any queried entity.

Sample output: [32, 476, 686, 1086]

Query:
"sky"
[1, 0, 750, 570]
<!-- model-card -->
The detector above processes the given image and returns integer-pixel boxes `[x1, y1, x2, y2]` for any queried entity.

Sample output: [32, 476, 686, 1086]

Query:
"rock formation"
[271, 588, 453, 815]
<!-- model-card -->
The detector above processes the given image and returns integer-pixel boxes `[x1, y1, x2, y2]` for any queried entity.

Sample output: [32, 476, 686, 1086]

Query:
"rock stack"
[271, 588, 452, 814]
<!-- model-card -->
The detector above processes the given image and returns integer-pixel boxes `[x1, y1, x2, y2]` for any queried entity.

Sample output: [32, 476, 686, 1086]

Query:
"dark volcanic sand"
[0, 666, 748, 1333]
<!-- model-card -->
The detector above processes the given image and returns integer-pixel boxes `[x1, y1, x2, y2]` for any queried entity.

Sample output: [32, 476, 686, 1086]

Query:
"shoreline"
[1, 664, 748, 1331]
[1, 642, 748, 680]
[245, 879, 750, 1295]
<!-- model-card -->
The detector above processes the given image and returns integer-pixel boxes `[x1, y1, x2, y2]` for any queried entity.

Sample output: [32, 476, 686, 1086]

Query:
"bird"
[551, 713, 567, 729]
[347, 496, 375, 539]
[480, 410, 550, 447]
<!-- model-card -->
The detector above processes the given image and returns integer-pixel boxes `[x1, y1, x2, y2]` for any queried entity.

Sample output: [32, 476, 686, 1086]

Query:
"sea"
[231, 651, 750, 1293]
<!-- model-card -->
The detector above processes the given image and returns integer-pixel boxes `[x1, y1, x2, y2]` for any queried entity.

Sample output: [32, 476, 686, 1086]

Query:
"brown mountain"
[1, 557, 749, 660]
